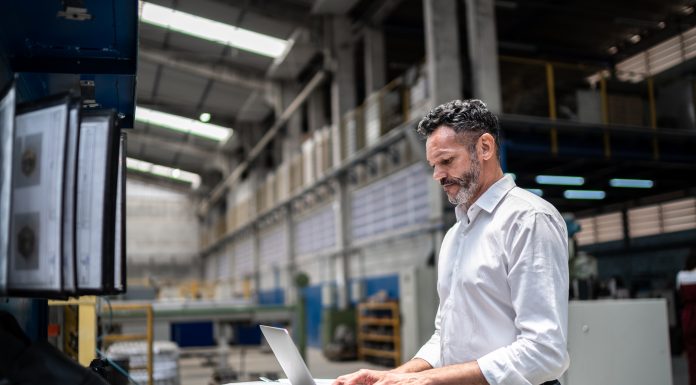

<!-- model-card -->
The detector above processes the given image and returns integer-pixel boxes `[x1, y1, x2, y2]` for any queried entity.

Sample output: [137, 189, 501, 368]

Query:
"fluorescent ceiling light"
[609, 178, 654, 188]
[199, 112, 211, 123]
[564, 190, 606, 200]
[127, 157, 201, 188]
[525, 188, 544, 196]
[535, 175, 585, 186]
[140, 2, 288, 58]
[135, 106, 232, 142]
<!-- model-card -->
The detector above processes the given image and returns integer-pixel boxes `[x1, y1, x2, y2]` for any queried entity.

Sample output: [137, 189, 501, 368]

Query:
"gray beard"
[448, 157, 481, 207]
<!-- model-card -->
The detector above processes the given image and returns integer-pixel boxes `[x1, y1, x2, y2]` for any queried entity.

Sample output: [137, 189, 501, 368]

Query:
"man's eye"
[442, 158, 452, 165]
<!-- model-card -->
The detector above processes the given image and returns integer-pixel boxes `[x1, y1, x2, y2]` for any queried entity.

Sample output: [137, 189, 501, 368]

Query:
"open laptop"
[260, 325, 335, 385]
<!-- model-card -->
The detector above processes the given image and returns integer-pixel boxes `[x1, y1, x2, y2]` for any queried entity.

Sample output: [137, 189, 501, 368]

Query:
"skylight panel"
[127, 157, 201, 188]
[140, 2, 288, 58]
[135, 106, 233, 142]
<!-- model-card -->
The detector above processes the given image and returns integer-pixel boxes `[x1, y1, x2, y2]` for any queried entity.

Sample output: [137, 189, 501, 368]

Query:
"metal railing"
[102, 303, 154, 385]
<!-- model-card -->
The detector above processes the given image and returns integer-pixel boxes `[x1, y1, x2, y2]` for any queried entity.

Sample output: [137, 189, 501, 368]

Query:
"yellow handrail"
[647, 77, 659, 160]
[545, 62, 558, 156]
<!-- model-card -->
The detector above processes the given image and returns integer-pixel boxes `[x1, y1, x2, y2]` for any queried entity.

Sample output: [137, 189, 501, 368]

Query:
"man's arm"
[332, 358, 433, 385]
[391, 358, 433, 373]
[372, 361, 488, 385]
[334, 301, 444, 385]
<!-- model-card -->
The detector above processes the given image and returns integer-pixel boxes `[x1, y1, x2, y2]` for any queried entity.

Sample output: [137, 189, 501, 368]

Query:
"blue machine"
[0, 0, 137, 127]
[0, 0, 138, 339]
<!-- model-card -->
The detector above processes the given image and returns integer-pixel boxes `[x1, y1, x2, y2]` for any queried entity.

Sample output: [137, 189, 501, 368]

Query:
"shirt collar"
[455, 174, 516, 222]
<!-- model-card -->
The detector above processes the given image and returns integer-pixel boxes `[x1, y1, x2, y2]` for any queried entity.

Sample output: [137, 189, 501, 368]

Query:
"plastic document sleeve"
[76, 111, 118, 294]
[0, 81, 16, 295]
[8, 93, 72, 297]
[112, 131, 126, 294]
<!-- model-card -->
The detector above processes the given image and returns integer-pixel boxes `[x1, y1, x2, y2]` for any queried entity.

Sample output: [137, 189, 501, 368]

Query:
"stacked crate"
[408, 65, 431, 121]
[330, 124, 343, 168]
[342, 108, 365, 159]
[364, 92, 383, 147]
[264, 172, 276, 213]
[314, 127, 331, 178]
[383, 82, 404, 130]
[226, 204, 237, 234]
[200, 225, 211, 250]
[276, 161, 291, 203]
[235, 195, 253, 229]
[289, 153, 304, 195]
[107, 341, 180, 385]
[256, 182, 267, 215]
[214, 215, 226, 242]
[302, 137, 316, 188]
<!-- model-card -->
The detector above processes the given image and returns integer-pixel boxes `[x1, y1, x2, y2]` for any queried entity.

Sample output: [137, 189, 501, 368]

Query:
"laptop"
[259, 325, 335, 385]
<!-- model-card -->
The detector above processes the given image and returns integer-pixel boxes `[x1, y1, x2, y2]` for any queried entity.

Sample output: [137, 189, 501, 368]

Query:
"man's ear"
[479, 133, 496, 161]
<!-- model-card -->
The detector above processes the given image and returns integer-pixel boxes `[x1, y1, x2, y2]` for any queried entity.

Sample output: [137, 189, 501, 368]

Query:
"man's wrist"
[390, 358, 433, 373]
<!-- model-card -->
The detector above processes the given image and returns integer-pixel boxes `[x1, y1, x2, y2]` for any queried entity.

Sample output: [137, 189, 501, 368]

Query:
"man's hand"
[332, 369, 390, 385]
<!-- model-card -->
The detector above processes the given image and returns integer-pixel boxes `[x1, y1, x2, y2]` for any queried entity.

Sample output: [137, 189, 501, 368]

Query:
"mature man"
[334, 100, 569, 385]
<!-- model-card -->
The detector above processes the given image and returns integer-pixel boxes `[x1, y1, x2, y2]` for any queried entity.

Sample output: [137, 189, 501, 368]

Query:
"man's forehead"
[426, 127, 464, 151]
[426, 140, 464, 163]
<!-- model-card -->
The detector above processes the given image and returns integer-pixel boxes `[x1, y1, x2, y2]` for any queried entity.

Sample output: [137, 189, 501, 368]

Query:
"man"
[334, 100, 569, 385]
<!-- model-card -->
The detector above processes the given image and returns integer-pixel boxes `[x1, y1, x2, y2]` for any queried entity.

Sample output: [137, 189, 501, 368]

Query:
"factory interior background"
[2, 0, 696, 384]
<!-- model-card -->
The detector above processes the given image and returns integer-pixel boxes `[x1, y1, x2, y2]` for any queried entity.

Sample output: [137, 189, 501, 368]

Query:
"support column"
[253, 223, 261, 303]
[333, 177, 351, 310]
[330, 16, 357, 124]
[465, 0, 502, 113]
[423, 0, 463, 105]
[364, 26, 386, 94]
[284, 208, 297, 306]
[282, 83, 303, 161]
[328, 16, 356, 310]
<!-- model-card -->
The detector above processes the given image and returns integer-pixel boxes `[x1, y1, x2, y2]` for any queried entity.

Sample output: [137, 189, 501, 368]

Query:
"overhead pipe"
[199, 70, 327, 214]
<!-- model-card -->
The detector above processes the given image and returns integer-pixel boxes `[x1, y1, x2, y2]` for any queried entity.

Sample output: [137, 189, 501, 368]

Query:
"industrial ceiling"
[130, 0, 696, 212]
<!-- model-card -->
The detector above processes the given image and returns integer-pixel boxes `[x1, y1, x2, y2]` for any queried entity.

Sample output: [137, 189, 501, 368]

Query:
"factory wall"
[351, 232, 434, 279]
[126, 180, 200, 281]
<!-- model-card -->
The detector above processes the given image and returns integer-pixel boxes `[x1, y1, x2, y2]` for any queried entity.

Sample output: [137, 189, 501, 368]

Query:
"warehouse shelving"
[357, 301, 401, 366]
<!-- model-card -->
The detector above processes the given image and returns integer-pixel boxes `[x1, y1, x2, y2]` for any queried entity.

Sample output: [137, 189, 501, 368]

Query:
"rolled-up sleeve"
[414, 303, 442, 368]
[477, 212, 570, 385]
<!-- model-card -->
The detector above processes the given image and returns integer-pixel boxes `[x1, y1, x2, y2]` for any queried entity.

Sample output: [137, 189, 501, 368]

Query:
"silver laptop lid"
[260, 325, 317, 385]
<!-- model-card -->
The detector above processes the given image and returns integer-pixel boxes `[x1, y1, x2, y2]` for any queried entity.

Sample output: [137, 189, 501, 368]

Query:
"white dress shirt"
[677, 269, 696, 288]
[414, 175, 570, 385]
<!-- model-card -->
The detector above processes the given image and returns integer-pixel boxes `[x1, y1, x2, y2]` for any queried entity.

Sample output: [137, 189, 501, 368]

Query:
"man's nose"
[432, 166, 446, 181]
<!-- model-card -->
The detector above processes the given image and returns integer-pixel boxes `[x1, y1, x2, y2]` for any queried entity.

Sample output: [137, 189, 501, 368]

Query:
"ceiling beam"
[352, 0, 404, 29]
[312, 0, 362, 15]
[126, 171, 198, 194]
[209, 0, 311, 26]
[139, 46, 271, 91]
[127, 131, 226, 160]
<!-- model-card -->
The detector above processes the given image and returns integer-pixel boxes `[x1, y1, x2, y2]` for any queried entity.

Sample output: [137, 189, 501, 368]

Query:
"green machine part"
[321, 308, 356, 359]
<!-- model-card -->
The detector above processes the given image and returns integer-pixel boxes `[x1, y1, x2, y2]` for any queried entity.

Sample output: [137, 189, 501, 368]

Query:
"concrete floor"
[179, 347, 692, 385]
[179, 347, 387, 385]
[673, 354, 688, 385]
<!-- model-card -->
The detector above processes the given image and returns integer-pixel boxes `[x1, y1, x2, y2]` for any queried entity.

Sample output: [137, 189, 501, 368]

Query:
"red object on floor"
[47, 323, 60, 337]
[681, 283, 696, 385]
